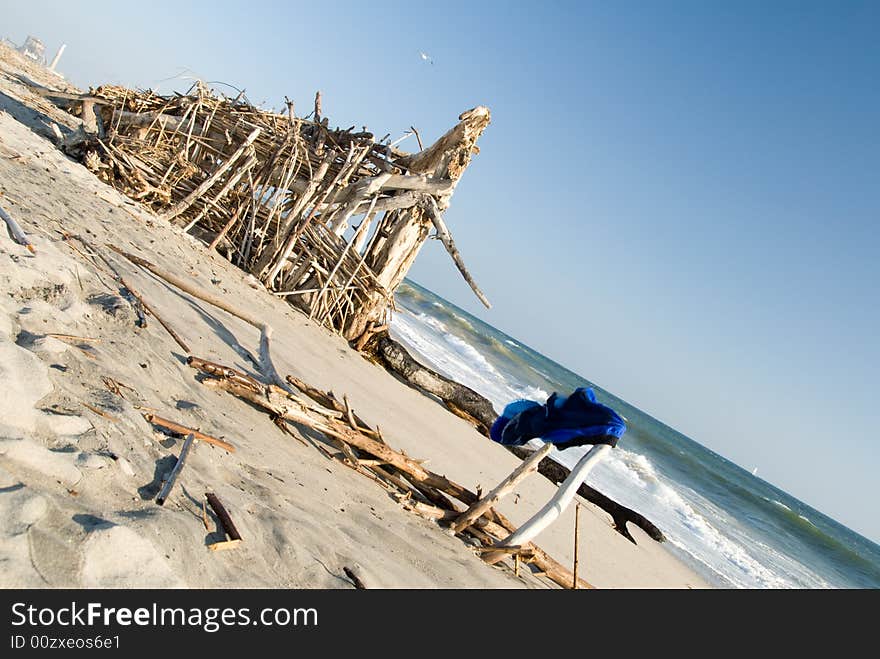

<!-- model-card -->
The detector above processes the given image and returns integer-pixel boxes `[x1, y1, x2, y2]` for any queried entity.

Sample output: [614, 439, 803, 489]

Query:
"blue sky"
[4, 1, 878, 542]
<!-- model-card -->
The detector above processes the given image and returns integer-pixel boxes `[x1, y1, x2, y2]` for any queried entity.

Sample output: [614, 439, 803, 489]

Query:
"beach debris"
[0, 202, 36, 253]
[142, 412, 236, 453]
[187, 354, 592, 589]
[34, 81, 490, 344]
[156, 432, 196, 506]
[119, 276, 189, 352]
[81, 402, 120, 423]
[45, 333, 100, 344]
[449, 442, 553, 534]
[343, 564, 371, 589]
[205, 492, 243, 550]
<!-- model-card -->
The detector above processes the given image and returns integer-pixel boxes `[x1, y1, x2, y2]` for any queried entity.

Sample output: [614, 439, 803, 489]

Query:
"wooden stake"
[205, 492, 242, 541]
[573, 503, 581, 590]
[156, 433, 195, 506]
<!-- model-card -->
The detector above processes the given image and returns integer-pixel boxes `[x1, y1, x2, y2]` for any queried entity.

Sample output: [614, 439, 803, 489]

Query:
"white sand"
[0, 45, 709, 589]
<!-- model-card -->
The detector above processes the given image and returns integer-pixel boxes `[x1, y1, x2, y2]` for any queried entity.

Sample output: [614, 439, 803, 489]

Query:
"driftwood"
[119, 276, 191, 353]
[205, 492, 243, 541]
[156, 433, 195, 505]
[399, 498, 592, 589]
[0, 202, 35, 254]
[507, 445, 665, 544]
[368, 333, 665, 545]
[449, 442, 552, 534]
[42, 82, 490, 341]
[143, 412, 236, 453]
[186, 356, 586, 590]
[369, 334, 496, 434]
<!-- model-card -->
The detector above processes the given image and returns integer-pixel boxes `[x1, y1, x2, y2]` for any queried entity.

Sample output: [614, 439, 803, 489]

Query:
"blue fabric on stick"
[489, 387, 626, 449]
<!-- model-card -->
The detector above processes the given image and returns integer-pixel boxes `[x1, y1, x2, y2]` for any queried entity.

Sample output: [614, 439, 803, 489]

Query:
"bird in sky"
[419, 51, 434, 65]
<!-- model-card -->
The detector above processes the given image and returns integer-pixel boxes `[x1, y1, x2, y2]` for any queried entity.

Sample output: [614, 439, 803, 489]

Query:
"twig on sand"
[143, 412, 235, 452]
[119, 276, 190, 353]
[82, 402, 119, 422]
[46, 333, 101, 343]
[156, 432, 196, 506]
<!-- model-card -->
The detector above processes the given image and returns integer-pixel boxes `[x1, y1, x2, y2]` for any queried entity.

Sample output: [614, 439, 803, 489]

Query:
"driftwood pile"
[186, 355, 591, 589]
[38, 81, 491, 344]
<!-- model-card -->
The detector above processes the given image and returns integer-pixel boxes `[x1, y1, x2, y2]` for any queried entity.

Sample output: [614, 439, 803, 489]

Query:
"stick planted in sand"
[573, 503, 581, 590]
[205, 492, 242, 542]
[156, 432, 196, 506]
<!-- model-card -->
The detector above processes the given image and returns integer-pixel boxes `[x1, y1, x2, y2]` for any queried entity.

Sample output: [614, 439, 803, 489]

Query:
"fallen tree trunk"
[366, 333, 666, 545]
[369, 334, 497, 434]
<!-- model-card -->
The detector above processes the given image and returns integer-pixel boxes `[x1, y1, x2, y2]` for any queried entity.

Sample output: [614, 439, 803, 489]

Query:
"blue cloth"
[490, 387, 626, 449]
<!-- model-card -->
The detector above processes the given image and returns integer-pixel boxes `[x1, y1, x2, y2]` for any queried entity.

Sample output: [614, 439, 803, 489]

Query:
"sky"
[3, 1, 878, 542]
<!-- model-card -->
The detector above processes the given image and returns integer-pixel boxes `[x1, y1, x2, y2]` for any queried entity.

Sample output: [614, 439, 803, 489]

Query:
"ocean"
[390, 279, 880, 589]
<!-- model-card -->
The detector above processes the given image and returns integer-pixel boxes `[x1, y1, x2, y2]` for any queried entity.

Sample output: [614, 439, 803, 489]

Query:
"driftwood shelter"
[42, 82, 491, 344]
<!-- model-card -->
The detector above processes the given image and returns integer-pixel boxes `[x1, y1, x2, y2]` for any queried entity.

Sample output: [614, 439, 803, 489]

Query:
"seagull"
[419, 51, 434, 65]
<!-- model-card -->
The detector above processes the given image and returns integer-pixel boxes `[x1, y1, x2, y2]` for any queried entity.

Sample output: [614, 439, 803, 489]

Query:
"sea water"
[391, 279, 880, 589]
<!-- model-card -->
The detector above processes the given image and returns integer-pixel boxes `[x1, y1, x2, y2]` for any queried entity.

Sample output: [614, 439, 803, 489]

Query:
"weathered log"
[370, 334, 497, 434]
[507, 445, 666, 544]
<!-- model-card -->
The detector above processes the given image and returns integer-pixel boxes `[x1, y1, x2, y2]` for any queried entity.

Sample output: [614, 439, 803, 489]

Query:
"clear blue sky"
[5, 1, 878, 542]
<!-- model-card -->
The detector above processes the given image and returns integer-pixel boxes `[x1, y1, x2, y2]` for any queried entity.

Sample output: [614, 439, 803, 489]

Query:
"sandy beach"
[0, 44, 708, 589]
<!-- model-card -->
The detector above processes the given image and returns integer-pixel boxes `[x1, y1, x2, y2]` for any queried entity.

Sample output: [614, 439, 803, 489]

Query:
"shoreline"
[0, 47, 709, 589]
